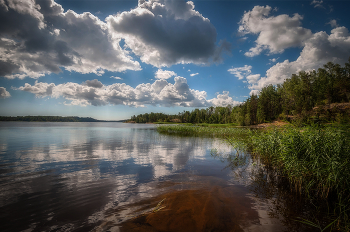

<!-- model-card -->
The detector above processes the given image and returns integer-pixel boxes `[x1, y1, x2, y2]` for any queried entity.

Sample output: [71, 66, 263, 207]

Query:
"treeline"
[129, 107, 236, 124]
[129, 59, 350, 125]
[0, 116, 100, 122]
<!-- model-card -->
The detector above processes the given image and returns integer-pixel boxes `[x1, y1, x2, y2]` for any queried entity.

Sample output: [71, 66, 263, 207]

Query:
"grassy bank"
[156, 124, 248, 138]
[154, 122, 239, 127]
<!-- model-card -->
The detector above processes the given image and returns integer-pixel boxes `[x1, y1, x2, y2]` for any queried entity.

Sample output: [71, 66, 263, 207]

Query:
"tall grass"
[249, 126, 350, 231]
[156, 124, 249, 138]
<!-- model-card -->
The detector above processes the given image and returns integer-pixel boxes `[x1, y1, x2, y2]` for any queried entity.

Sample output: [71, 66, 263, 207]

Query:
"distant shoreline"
[0, 116, 127, 123]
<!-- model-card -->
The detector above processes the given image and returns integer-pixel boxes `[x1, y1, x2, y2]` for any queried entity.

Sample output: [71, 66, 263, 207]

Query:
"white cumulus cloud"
[209, 91, 240, 107]
[246, 74, 261, 84]
[269, 58, 278, 63]
[110, 76, 122, 80]
[155, 69, 177, 80]
[1, 0, 229, 79]
[0, 0, 141, 79]
[16, 76, 238, 108]
[311, 0, 324, 9]
[107, 0, 229, 67]
[238, 5, 312, 57]
[227, 65, 252, 80]
[0, 87, 11, 98]
[227, 65, 261, 95]
[327, 19, 338, 28]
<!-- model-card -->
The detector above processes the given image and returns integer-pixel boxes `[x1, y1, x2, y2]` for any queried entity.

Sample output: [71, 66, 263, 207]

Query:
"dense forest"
[0, 116, 101, 122]
[129, 59, 350, 125]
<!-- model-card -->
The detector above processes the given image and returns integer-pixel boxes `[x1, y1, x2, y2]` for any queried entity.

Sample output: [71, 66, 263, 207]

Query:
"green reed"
[156, 124, 249, 138]
[249, 126, 350, 231]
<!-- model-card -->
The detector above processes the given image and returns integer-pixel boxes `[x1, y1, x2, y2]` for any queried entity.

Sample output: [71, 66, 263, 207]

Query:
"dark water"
[0, 122, 317, 232]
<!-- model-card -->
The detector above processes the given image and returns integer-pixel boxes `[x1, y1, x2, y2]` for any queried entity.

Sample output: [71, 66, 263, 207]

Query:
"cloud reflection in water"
[0, 122, 233, 231]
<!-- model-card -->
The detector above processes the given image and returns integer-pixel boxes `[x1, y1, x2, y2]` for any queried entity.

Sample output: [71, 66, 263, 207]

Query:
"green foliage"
[129, 106, 237, 124]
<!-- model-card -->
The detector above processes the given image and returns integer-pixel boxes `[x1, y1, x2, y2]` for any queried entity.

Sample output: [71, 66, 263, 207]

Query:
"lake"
[0, 122, 317, 232]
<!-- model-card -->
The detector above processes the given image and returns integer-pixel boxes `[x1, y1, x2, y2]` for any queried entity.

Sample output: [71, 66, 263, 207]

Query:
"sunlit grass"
[195, 123, 239, 127]
[156, 124, 249, 138]
[250, 127, 350, 197]
[154, 122, 193, 125]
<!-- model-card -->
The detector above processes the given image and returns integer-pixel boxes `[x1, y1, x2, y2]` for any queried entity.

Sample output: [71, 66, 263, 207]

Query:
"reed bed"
[249, 126, 350, 231]
[156, 124, 249, 138]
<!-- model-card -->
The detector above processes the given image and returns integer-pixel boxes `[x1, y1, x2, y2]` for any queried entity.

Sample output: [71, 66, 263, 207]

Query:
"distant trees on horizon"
[0, 116, 100, 122]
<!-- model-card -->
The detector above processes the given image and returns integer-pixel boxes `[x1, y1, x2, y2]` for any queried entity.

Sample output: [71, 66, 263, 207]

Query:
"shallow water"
[0, 122, 317, 232]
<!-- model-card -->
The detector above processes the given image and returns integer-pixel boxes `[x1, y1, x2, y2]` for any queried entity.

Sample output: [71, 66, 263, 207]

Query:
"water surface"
[0, 122, 316, 232]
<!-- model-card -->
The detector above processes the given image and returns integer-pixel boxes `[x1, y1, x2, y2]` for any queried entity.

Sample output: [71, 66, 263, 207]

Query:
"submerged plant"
[295, 217, 338, 232]
[128, 198, 167, 220]
[152, 198, 167, 213]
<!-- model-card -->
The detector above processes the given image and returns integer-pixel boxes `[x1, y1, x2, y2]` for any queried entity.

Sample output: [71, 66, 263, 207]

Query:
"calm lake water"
[0, 122, 317, 232]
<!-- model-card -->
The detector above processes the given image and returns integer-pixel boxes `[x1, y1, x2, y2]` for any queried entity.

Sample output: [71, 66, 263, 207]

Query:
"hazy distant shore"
[0, 116, 126, 123]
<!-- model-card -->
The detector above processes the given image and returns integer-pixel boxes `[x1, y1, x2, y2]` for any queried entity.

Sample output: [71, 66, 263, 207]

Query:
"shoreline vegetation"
[156, 123, 350, 231]
[249, 125, 350, 231]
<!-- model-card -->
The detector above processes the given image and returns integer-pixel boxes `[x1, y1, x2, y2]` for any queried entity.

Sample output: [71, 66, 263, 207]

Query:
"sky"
[0, 0, 350, 120]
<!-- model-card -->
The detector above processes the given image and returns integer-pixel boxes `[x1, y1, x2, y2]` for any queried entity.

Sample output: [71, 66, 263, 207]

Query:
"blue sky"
[1, 0, 350, 120]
